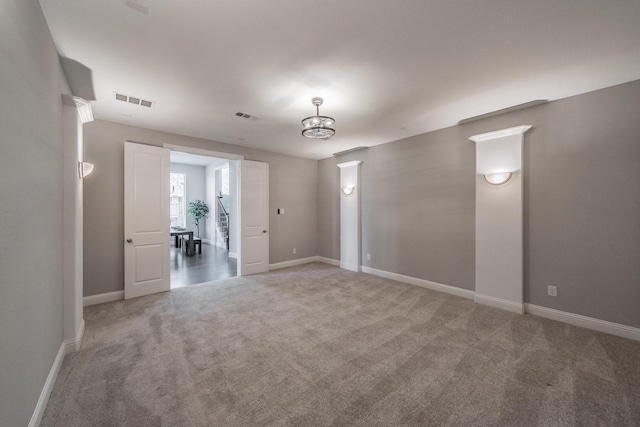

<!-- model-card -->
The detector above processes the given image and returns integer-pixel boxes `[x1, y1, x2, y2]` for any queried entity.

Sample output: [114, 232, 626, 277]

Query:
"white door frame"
[163, 144, 245, 276]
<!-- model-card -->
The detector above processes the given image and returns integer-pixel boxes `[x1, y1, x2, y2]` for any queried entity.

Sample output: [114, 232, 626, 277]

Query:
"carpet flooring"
[42, 262, 640, 426]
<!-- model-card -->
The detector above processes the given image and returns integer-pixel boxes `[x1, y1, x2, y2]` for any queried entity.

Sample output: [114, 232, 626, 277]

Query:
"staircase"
[216, 195, 230, 251]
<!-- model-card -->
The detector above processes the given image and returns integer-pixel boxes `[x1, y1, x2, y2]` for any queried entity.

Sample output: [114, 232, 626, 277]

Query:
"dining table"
[170, 229, 195, 256]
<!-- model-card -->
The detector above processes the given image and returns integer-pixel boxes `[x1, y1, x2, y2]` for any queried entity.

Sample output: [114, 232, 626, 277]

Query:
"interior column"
[470, 125, 531, 314]
[337, 161, 362, 272]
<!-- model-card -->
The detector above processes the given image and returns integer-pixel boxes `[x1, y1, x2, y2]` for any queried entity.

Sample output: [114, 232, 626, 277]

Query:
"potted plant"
[187, 199, 209, 238]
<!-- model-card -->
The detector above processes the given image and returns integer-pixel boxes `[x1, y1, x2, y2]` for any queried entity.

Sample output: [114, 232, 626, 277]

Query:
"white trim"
[336, 160, 362, 168]
[28, 343, 65, 427]
[228, 251, 238, 259]
[361, 266, 475, 300]
[61, 94, 94, 123]
[200, 238, 214, 245]
[469, 125, 532, 142]
[83, 290, 124, 306]
[163, 144, 244, 160]
[475, 293, 525, 314]
[525, 304, 640, 342]
[63, 319, 85, 354]
[270, 256, 319, 271]
[316, 256, 340, 266]
[340, 262, 360, 272]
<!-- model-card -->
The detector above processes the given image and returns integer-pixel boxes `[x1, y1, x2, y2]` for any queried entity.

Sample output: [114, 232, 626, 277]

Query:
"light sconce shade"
[484, 172, 512, 185]
[342, 186, 355, 195]
[302, 97, 335, 139]
[78, 161, 95, 178]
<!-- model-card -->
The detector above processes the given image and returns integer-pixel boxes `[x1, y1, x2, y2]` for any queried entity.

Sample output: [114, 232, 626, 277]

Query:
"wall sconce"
[484, 172, 512, 185]
[342, 186, 355, 195]
[78, 161, 95, 178]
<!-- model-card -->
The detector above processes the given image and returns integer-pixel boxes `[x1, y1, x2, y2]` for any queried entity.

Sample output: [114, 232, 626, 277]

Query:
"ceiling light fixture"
[301, 97, 335, 140]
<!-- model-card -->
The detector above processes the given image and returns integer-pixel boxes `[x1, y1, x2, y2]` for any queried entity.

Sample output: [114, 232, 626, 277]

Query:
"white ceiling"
[40, 0, 640, 160]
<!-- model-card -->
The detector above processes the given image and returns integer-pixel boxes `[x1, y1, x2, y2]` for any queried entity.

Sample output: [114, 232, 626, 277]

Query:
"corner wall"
[0, 0, 72, 425]
[318, 80, 640, 329]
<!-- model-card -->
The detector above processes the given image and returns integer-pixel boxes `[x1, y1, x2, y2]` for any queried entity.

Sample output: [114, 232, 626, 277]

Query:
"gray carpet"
[42, 262, 640, 426]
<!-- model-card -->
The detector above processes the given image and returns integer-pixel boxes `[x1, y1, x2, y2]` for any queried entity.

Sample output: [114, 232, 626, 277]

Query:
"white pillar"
[337, 161, 362, 272]
[470, 125, 531, 314]
[62, 95, 92, 353]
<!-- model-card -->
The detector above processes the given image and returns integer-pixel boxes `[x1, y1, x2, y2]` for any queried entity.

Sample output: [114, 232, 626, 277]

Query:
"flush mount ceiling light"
[484, 172, 512, 185]
[301, 97, 335, 139]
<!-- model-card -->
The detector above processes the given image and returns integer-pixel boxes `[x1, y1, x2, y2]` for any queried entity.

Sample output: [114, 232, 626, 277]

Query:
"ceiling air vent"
[113, 92, 155, 108]
[234, 111, 259, 120]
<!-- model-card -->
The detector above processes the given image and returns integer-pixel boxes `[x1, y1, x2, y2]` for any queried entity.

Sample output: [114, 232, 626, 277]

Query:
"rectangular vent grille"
[235, 111, 259, 120]
[114, 92, 155, 108]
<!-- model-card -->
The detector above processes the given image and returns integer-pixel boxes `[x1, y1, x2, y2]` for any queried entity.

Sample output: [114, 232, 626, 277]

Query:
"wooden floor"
[170, 242, 237, 288]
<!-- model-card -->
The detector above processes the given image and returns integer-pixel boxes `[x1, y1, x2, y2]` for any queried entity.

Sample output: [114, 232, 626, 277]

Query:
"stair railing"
[216, 194, 230, 251]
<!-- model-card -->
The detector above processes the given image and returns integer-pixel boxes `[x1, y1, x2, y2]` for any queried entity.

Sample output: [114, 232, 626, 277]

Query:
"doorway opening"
[169, 150, 239, 288]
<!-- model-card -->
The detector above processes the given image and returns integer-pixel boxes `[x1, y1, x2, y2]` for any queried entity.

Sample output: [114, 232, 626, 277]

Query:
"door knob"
[126, 238, 133, 243]
[263, 230, 267, 234]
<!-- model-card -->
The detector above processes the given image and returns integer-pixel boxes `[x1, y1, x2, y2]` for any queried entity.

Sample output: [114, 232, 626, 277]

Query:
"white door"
[239, 160, 269, 275]
[124, 142, 170, 299]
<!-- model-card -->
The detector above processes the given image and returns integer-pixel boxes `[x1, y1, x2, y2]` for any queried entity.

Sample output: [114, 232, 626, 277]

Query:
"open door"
[239, 160, 269, 275]
[124, 142, 170, 299]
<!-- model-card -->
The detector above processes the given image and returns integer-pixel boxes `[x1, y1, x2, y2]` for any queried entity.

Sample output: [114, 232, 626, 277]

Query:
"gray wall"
[318, 80, 640, 328]
[319, 129, 476, 290]
[0, 0, 71, 425]
[83, 119, 318, 296]
[170, 162, 207, 237]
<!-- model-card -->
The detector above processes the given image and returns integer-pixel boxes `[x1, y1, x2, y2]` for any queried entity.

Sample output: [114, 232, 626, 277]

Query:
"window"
[170, 172, 186, 228]
[220, 163, 230, 196]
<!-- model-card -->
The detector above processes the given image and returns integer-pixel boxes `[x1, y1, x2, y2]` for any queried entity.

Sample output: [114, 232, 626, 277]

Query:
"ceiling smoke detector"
[113, 92, 155, 108]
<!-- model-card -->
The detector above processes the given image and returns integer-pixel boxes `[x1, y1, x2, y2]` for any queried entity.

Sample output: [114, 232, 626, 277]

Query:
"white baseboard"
[229, 252, 237, 259]
[316, 256, 340, 266]
[28, 343, 65, 427]
[475, 293, 525, 314]
[63, 319, 85, 354]
[201, 238, 214, 245]
[340, 262, 360, 272]
[525, 304, 640, 342]
[361, 266, 475, 300]
[83, 290, 124, 307]
[270, 256, 319, 271]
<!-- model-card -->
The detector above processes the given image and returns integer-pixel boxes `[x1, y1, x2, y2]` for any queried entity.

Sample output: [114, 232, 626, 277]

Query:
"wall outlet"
[277, 208, 285, 215]
[367, 253, 371, 261]
[547, 285, 557, 297]
[293, 248, 296, 254]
